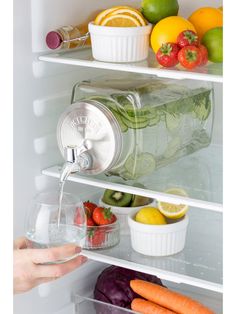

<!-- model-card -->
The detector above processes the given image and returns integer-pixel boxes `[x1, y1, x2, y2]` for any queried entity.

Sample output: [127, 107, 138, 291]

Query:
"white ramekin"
[128, 212, 189, 256]
[99, 198, 157, 235]
[88, 22, 152, 63]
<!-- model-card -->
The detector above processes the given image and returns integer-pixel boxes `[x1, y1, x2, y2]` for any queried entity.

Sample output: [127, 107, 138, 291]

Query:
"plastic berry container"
[83, 220, 120, 250]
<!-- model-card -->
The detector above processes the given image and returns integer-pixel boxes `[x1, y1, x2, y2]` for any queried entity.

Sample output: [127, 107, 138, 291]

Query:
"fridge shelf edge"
[42, 166, 223, 212]
[82, 250, 222, 294]
[38, 52, 223, 83]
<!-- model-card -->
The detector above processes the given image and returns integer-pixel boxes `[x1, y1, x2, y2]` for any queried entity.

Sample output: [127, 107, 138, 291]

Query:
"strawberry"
[92, 207, 117, 225]
[83, 201, 97, 217]
[178, 46, 202, 69]
[198, 44, 208, 66]
[88, 228, 106, 247]
[156, 42, 179, 68]
[177, 30, 199, 48]
[87, 216, 96, 226]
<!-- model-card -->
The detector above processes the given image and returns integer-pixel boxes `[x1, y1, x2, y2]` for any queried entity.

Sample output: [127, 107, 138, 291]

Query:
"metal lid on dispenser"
[57, 100, 123, 175]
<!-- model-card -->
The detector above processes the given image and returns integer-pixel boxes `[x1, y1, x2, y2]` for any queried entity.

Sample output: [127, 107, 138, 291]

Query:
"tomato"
[198, 45, 208, 66]
[92, 207, 117, 225]
[83, 201, 97, 217]
[156, 42, 179, 67]
[178, 46, 202, 69]
[177, 30, 199, 48]
[88, 228, 106, 247]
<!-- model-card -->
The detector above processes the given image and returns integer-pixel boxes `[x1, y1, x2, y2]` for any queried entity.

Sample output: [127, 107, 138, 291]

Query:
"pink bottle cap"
[46, 31, 63, 49]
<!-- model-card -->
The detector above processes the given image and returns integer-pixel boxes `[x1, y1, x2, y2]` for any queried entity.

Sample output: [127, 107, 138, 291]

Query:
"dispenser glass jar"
[57, 75, 214, 181]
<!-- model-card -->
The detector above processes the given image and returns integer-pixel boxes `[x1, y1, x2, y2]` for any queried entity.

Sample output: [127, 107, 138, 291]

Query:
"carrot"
[131, 298, 177, 314]
[130, 280, 215, 314]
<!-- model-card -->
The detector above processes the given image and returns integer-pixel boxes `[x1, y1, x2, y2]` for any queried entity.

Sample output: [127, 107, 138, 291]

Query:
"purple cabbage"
[94, 265, 164, 313]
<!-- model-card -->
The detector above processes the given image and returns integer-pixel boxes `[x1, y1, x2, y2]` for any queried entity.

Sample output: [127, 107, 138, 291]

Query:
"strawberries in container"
[75, 201, 119, 250]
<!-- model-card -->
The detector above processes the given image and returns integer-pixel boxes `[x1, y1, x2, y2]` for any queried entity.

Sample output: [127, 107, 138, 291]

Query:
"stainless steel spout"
[59, 142, 92, 183]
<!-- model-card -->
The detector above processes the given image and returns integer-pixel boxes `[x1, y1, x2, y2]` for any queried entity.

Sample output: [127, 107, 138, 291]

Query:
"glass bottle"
[46, 24, 90, 50]
[57, 74, 214, 181]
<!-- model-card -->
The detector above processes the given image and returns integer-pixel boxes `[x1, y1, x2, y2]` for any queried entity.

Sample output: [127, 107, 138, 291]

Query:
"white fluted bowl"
[89, 22, 152, 63]
[128, 212, 189, 256]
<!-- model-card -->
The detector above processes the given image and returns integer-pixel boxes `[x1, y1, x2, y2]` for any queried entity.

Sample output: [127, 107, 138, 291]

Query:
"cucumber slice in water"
[124, 152, 156, 178]
[110, 109, 128, 133]
[121, 116, 149, 129]
[87, 96, 118, 112]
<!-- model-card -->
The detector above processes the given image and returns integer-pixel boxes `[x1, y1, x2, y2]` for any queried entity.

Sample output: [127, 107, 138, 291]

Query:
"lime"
[135, 207, 167, 225]
[141, 0, 179, 24]
[201, 27, 223, 63]
[158, 188, 189, 219]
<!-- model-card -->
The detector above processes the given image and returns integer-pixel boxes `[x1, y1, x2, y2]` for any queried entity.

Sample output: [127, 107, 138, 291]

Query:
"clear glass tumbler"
[25, 191, 86, 263]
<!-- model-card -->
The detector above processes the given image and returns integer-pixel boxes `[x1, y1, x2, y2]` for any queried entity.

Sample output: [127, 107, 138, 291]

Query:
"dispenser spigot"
[59, 141, 92, 183]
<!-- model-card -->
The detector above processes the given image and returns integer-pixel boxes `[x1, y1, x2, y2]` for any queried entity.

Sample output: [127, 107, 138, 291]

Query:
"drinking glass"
[25, 191, 86, 263]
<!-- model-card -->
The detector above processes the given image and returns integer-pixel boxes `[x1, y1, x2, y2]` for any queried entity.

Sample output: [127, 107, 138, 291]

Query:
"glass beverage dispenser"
[57, 75, 213, 180]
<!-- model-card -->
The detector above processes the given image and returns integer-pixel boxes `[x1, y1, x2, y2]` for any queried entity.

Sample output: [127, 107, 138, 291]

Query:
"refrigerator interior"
[13, 0, 223, 313]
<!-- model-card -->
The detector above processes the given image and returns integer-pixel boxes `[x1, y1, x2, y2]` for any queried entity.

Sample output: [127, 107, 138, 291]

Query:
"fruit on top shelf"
[141, 0, 179, 24]
[130, 279, 215, 314]
[150, 16, 196, 53]
[94, 6, 147, 27]
[188, 7, 223, 40]
[102, 189, 152, 207]
[202, 27, 223, 63]
[177, 30, 199, 48]
[156, 42, 180, 68]
[198, 44, 208, 66]
[178, 45, 202, 69]
[158, 188, 189, 219]
[135, 207, 167, 225]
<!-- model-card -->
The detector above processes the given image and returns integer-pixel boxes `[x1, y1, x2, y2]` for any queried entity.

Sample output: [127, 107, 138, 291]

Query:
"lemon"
[135, 207, 167, 225]
[110, 8, 147, 26]
[100, 13, 142, 27]
[158, 188, 189, 219]
[94, 6, 130, 25]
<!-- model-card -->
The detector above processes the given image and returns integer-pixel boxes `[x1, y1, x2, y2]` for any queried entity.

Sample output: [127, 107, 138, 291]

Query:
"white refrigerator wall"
[14, 0, 222, 314]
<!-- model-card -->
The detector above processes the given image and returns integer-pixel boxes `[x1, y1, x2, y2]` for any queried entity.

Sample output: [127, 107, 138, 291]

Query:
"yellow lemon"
[135, 207, 167, 225]
[151, 16, 196, 53]
[158, 188, 189, 219]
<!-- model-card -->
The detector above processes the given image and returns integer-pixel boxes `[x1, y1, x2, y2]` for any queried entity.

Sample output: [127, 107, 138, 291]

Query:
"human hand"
[13, 237, 87, 294]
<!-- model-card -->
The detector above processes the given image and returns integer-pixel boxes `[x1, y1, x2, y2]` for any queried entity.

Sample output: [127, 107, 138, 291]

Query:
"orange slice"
[100, 13, 142, 27]
[110, 8, 147, 26]
[94, 6, 133, 25]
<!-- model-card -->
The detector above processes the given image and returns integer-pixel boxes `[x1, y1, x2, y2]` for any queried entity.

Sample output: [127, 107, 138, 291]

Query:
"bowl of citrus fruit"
[89, 5, 152, 63]
[128, 188, 189, 256]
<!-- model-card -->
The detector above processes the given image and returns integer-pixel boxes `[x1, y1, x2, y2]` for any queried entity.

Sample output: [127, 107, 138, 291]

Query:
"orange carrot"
[130, 280, 215, 314]
[131, 298, 177, 314]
